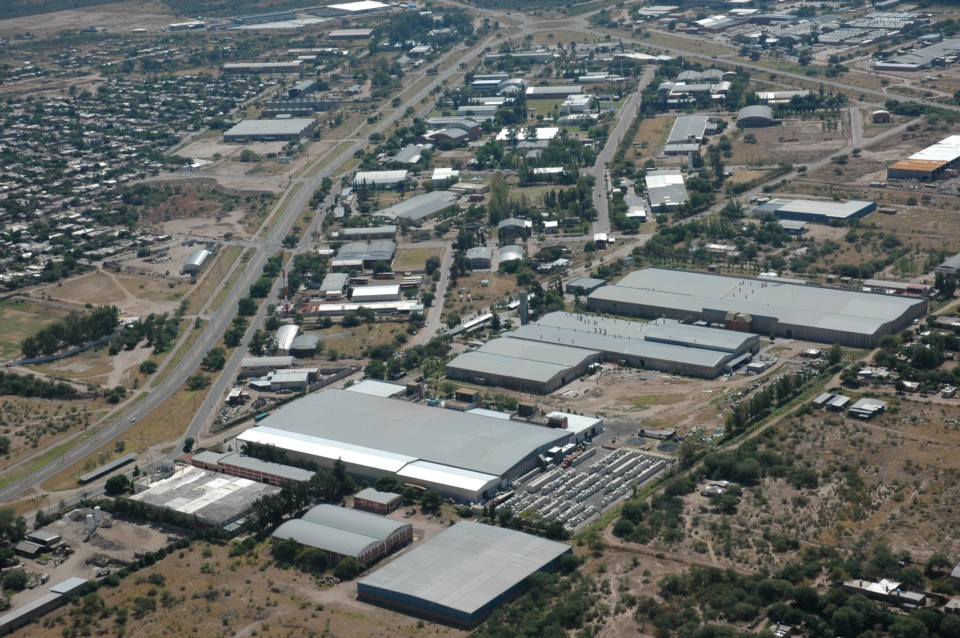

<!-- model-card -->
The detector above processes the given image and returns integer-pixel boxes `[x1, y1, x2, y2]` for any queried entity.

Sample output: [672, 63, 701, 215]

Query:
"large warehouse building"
[357, 521, 571, 627]
[587, 269, 927, 347]
[446, 338, 601, 394]
[235, 389, 572, 502]
[224, 118, 318, 142]
[753, 197, 876, 223]
[447, 311, 759, 392]
[887, 135, 960, 181]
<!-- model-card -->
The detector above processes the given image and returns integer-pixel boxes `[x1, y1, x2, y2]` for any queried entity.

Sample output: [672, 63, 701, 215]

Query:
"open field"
[392, 246, 442, 271]
[42, 383, 206, 492]
[0, 299, 65, 360]
[727, 118, 848, 167]
[443, 271, 523, 327]
[7, 519, 466, 638]
[0, 396, 113, 468]
[30, 269, 187, 319]
[0, 0, 174, 35]
[656, 391, 960, 574]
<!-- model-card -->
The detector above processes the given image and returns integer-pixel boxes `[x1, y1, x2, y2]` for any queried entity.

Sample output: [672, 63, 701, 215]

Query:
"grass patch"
[210, 249, 254, 313]
[633, 393, 687, 409]
[0, 299, 63, 359]
[393, 246, 442, 271]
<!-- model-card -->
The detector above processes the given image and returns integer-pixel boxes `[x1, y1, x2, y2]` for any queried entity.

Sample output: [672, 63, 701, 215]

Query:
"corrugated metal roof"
[302, 504, 409, 540]
[272, 519, 382, 557]
[358, 521, 570, 616]
[346, 379, 407, 397]
[397, 460, 500, 493]
[275, 324, 300, 351]
[236, 390, 568, 477]
[591, 268, 924, 336]
[373, 191, 458, 221]
[354, 487, 401, 505]
[224, 119, 315, 136]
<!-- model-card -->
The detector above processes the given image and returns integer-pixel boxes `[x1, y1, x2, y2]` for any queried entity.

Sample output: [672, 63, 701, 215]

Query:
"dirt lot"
[7, 509, 465, 638]
[0, 0, 174, 36]
[443, 271, 524, 327]
[29, 269, 187, 319]
[727, 118, 848, 167]
[0, 299, 66, 360]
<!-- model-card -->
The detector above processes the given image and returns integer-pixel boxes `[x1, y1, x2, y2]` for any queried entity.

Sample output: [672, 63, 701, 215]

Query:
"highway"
[9, 7, 958, 508]
[0, 28, 508, 506]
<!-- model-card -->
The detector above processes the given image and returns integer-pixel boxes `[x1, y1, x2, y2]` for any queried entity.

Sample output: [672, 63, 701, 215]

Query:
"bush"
[333, 557, 362, 581]
[2, 569, 26, 591]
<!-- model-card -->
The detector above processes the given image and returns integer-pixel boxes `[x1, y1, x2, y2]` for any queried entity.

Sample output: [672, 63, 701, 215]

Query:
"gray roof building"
[332, 241, 397, 269]
[566, 277, 606, 295]
[498, 245, 524, 264]
[236, 389, 570, 501]
[290, 334, 321, 357]
[182, 249, 211, 275]
[318, 272, 350, 297]
[664, 115, 710, 154]
[373, 191, 459, 222]
[645, 170, 689, 211]
[272, 504, 411, 565]
[587, 268, 927, 348]
[391, 144, 423, 165]
[357, 521, 571, 627]
[754, 198, 876, 223]
[466, 246, 494, 268]
[446, 337, 601, 394]
[737, 105, 775, 128]
[507, 312, 758, 379]
[873, 38, 960, 71]
[339, 225, 397, 240]
[191, 450, 315, 484]
[274, 324, 300, 354]
[223, 118, 318, 142]
[936, 252, 960, 276]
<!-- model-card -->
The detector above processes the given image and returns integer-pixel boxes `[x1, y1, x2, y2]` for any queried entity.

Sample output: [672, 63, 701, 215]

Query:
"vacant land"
[8, 521, 466, 638]
[392, 246, 442, 271]
[0, 299, 65, 360]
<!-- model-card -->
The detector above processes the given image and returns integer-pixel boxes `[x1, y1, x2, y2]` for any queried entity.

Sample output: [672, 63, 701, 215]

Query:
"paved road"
[588, 65, 656, 235]
[0, 31, 506, 505]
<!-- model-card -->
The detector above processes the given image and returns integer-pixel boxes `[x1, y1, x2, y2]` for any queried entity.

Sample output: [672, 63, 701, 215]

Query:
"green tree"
[487, 170, 509, 226]
[420, 489, 442, 514]
[238, 296, 257, 316]
[105, 475, 132, 496]
[139, 360, 158, 375]
[187, 374, 210, 391]
[827, 343, 843, 366]
[182, 437, 195, 453]
[2, 569, 27, 591]
[201, 348, 227, 372]
[333, 556, 363, 581]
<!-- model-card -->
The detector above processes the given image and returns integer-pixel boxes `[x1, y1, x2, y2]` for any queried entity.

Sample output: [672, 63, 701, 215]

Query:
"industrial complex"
[235, 388, 578, 502]
[587, 269, 927, 347]
[887, 134, 960, 181]
[357, 521, 571, 627]
[446, 311, 760, 393]
[752, 197, 877, 223]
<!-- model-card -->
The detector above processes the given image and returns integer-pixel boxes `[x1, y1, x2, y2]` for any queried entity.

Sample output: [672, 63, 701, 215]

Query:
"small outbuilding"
[182, 249, 211, 276]
[872, 110, 891, 124]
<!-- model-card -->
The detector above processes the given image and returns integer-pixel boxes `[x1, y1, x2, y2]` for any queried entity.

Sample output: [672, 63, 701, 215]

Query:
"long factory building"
[587, 268, 927, 348]
[887, 134, 960, 181]
[235, 388, 575, 503]
[445, 311, 760, 393]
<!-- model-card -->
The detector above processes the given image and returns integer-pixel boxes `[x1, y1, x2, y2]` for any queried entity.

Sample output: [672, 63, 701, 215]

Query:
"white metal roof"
[397, 460, 500, 493]
[346, 379, 407, 398]
[352, 285, 401, 299]
[327, 0, 389, 11]
[275, 324, 300, 351]
[240, 426, 416, 473]
[908, 134, 960, 163]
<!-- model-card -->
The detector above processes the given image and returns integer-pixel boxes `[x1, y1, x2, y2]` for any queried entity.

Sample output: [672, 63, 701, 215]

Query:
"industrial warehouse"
[445, 311, 760, 393]
[223, 118, 318, 142]
[587, 269, 927, 348]
[357, 521, 571, 627]
[234, 388, 575, 502]
[271, 504, 412, 567]
[752, 197, 876, 223]
[887, 134, 960, 181]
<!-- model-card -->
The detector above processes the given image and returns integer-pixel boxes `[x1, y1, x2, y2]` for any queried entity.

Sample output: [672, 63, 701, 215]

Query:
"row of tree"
[20, 305, 119, 359]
